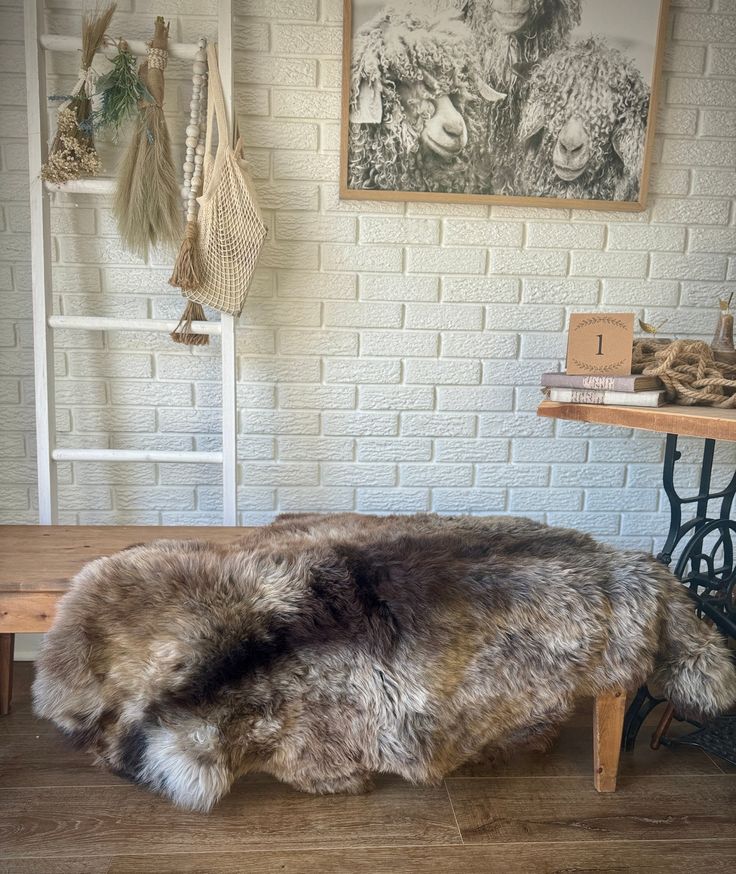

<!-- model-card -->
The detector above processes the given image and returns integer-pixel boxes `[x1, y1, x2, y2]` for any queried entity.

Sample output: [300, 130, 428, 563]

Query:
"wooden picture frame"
[339, 0, 670, 212]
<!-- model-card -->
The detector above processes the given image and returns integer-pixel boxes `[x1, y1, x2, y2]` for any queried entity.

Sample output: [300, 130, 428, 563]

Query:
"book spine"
[548, 388, 663, 407]
[541, 374, 638, 391]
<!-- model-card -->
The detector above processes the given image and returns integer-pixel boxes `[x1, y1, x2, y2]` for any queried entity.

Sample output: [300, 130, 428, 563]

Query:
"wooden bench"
[0, 524, 627, 792]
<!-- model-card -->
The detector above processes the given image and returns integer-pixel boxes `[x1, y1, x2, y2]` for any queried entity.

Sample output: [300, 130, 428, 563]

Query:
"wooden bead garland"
[169, 37, 210, 345]
[181, 38, 208, 221]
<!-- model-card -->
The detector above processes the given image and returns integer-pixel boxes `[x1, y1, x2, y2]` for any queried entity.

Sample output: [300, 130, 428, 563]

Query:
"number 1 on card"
[566, 313, 634, 376]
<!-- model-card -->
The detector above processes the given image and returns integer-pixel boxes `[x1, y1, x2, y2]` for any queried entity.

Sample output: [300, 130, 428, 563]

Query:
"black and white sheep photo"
[513, 38, 650, 201]
[340, 0, 667, 207]
[461, 0, 582, 193]
[346, 5, 506, 194]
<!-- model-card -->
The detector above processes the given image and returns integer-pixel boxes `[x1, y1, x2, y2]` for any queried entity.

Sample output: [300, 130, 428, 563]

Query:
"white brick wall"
[1, 0, 734, 565]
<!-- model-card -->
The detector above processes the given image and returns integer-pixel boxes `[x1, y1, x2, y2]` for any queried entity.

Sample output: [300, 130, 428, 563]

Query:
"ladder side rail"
[218, 0, 238, 526]
[25, 0, 58, 524]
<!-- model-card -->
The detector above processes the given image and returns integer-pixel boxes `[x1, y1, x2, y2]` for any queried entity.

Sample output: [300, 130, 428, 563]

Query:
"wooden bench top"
[537, 400, 736, 442]
[0, 525, 244, 593]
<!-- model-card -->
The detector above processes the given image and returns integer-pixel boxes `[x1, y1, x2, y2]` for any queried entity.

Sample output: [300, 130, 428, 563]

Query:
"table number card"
[566, 313, 635, 376]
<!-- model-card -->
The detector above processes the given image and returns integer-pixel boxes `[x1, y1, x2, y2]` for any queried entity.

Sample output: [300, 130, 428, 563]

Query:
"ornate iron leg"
[623, 433, 736, 754]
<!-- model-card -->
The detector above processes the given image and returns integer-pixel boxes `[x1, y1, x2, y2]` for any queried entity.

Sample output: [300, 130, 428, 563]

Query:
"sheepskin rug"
[34, 513, 736, 812]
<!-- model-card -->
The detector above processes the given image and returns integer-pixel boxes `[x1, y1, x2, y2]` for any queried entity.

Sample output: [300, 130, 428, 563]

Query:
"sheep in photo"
[462, 0, 582, 192]
[33, 512, 736, 812]
[347, 6, 505, 194]
[464, 0, 582, 87]
[514, 38, 650, 201]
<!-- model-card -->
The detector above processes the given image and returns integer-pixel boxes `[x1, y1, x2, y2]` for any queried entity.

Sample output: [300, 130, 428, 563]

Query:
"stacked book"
[541, 372, 666, 407]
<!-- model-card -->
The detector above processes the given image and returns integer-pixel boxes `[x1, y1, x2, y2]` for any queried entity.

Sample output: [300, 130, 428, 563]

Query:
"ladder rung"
[49, 315, 221, 336]
[45, 178, 115, 195]
[52, 449, 224, 464]
[40, 34, 200, 61]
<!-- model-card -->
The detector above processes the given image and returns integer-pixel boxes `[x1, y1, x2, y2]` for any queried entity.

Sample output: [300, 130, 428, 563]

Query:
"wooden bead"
[185, 136, 198, 149]
[180, 185, 190, 200]
[193, 61, 206, 74]
[192, 74, 203, 86]
[186, 124, 199, 137]
[183, 161, 195, 174]
[195, 144, 205, 155]
[194, 154, 203, 165]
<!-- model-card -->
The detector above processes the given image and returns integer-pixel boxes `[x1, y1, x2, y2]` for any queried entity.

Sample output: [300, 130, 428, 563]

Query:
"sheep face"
[515, 39, 650, 200]
[488, 0, 535, 35]
[552, 115, 590, 181]
[397, 80, 468, 160]
[348, 7, 504, 193]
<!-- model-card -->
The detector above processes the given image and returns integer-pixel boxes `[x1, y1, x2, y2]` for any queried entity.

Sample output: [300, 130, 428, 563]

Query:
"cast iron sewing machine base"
[623, 434, 736, 763]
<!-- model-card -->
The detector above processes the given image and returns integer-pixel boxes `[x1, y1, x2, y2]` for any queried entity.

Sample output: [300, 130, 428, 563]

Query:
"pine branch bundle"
[91, 40, 152, 139]
[41, 3, 116, 185]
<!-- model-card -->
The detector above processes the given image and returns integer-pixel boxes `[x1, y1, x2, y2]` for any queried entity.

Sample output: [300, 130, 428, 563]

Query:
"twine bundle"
[632, 339, 736, 408]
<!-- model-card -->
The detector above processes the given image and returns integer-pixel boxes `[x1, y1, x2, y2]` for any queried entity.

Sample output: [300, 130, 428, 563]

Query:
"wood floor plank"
[446, 774, 736, 844]
[0, 731, 128, 789]
[0, 778, 461, 859]
[451, 721, 722, 779]
[0, 859, 111, 874]
[5, 840, 731, 874]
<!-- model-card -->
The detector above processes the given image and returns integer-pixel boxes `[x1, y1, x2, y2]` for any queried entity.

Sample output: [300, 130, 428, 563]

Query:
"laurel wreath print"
[571, 357, 628, 374]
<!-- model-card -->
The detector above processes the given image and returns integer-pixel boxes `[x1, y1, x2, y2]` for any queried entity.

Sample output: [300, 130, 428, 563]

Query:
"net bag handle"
[199, 43, 231, 205]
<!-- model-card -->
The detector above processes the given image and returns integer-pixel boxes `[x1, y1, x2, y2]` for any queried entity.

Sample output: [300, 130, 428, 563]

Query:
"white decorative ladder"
[24, 0, 238, 525]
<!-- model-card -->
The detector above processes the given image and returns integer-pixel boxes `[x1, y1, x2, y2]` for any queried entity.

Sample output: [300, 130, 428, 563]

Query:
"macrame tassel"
[169, 221, 202, 291]
[170, 299, 209, 346]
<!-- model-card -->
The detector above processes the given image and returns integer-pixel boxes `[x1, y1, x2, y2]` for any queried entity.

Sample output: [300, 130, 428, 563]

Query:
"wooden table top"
[0, 526, 244, 592]
[537, 400, 736, 442]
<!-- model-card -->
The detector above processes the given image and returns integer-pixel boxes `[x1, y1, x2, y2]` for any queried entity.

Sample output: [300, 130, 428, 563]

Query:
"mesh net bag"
[186, 43, 267, 316]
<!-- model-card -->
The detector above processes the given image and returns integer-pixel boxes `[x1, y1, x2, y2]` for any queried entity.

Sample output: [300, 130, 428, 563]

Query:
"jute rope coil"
[632, 339, 736, 408]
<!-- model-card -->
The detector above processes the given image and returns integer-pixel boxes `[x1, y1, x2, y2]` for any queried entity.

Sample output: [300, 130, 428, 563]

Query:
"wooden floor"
[1, 664, 734, 873]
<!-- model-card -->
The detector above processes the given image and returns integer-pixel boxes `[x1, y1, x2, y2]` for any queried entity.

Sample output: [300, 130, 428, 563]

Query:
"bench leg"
[593, 689, 626, 792]
[0, 633, 14, 716]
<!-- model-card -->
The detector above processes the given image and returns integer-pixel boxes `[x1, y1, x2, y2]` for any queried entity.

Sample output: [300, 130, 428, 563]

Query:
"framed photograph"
[340, 0, 670, 211]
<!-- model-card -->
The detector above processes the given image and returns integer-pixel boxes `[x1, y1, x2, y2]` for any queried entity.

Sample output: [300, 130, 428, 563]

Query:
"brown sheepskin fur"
[33, 513, 736, 812]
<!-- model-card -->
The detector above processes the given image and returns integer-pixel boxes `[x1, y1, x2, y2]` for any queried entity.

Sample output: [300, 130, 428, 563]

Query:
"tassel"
[169, 221, 202, 291]
[170, 299, 209, 346]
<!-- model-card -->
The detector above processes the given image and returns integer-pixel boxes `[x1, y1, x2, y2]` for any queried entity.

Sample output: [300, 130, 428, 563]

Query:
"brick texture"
[1, 0, 734, 565]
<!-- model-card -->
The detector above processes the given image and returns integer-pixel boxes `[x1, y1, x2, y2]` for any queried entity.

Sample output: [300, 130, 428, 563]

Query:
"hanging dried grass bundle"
[41, 3, 116, 184]
[113, 17, 182, 259]
[91, 39, 151, 139]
